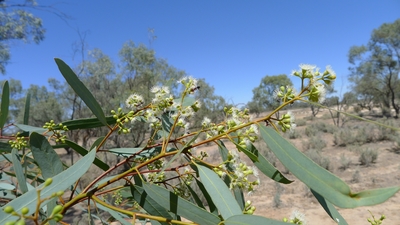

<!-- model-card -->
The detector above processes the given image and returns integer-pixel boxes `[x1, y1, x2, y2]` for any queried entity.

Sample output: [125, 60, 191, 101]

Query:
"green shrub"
[339, 153, 352, 170]
[359, 148, 378, 166]
[303, 135, 326, 151]
[296, 119, 306, 127]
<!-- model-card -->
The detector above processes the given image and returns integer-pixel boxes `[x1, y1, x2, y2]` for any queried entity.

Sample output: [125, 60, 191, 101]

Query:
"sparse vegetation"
[359, 148, 378, 166]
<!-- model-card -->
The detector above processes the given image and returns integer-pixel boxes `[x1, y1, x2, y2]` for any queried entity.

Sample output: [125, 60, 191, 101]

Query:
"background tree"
[0, 0, 45, 74]
[348, 19, 400, 118]
[247, 74, 292, 116]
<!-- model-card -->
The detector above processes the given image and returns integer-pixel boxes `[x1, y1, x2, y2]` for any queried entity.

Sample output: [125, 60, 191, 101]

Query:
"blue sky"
[4, 1, 400, 104]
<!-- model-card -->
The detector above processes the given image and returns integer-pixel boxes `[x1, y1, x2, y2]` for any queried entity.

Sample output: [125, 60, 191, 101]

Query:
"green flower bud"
[21, 207, 29, 215]
[15, 219, 25, 225]
[5, 221, 16, 225]
[52, 205, 63, 215]
[3, 206, 14, 214]
[53, 214, 63, 222]
[280, 86, 285, 92]
[56, 191, 65, 197]
[44, 178, 53, 187]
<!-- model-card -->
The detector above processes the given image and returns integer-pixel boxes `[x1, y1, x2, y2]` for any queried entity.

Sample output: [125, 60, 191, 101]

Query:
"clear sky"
[3, 1, 400, 105]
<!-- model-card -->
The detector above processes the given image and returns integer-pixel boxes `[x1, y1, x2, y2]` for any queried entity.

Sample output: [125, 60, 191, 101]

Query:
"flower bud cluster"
[202, 107, 258, 146]
[243, 200, 256, 214]
[277, 111, 295, 132]
[146, 159, 166, 182]
[273, 85, 297, 103]
[112, 191, 123, 205]
[43, 120, 69, 143]
[111, 107, 133, 134]
[125, 93, 144, 110]
[214, 150, 260, 195]
[178, 76, 199, 95]
[291, 64, 336, 103]
[283, 210, 307, 225]
[8, 132, 27, 150]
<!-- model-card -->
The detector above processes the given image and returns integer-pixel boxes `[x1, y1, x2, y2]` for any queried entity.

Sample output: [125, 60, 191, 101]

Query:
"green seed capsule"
[3, 206, 14, 214]
[15, 219, 25, 225]
[44, 178, 53, 187]
[21, 207, 29, 215]
[52, 205, 63, 215]
[53, 213, 64, 222]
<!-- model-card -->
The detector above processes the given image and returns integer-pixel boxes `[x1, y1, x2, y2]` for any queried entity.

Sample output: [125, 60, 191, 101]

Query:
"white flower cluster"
[291, 64, 336, 103]
[202, 107, 259, 147]
[214, 150, 260, 195]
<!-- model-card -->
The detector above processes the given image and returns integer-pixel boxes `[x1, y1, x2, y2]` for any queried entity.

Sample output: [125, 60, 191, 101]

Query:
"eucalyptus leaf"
[197, 164, 242, 219]
[0, 148, 97, 223]
[23, 92, 31, 125]
[225, 214, 290, 225]
[130, 184, 173, 225]
[11, 149, 28, 193]
[0, 80, 9, 129]
[143, 182, 221, 225]
[259, 125, 400, 208]
[311, 189, 348, 225]
[55, 58, 108, 127]
[65, 140, 109, 171]
[30, 132, 64, 180]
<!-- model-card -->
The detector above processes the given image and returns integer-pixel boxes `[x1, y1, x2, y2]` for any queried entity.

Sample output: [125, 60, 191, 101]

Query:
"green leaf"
[109, 147, 142, 156]
[94, 200, 131, 225]
[185, 182, 205, 209]
[233, 142, 258, 162]
[15, 124, 47, 134]
[232, 187, 245, 210]
[54, 58, 108, 127]
[0, 80, 9, 129]
[248, 143, 292, 184]
[29, 132, 64, 180]
[143, 182, 221, 225]
[224, 214, 290, 225]
[311, 189, 348, 225]
[90, 136, 105, 151]
[194, 178, 218, 215]
[130, 184, 173, 225]
[11, 149, 28, 193]
[55, 116, 116, 130]
[23, 92, 31, 125]
[0, 148, 97, 223]
[65, 140, 109, 171]
[29, 132, 64, 223]
[259, 125, 400, 208]
[197, 164, 242, 219]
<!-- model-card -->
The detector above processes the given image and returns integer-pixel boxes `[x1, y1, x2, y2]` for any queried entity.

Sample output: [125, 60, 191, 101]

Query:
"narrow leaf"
[15, 124, 47, 135]
[130, 184, 173, 225]
[65, 140, 109, 171]
[29, 132, 64, 222]
[54, 58, 108, 127]
[0, 80, 9, 129]
[55, 116, 116, 130]
[311, 189, 348, 225]
[23, 92, 31, 125]
[0, 149, 97, 223]
[225, 214, 290, 225]
[194, 178, 218, 215]
[248, 143, 292, 184]
[30, 132, 64, 179]
[197, 164, 242, 219]
[11, 149, 28, 193]
[259, 125, 400, 208]
[143, 182, 221, 225]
